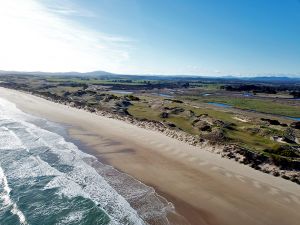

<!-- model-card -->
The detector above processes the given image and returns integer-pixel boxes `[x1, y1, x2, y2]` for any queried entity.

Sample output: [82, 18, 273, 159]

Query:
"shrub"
[125, 95, 140, 101]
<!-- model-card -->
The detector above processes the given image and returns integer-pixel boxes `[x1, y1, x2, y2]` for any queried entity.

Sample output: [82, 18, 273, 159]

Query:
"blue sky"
[0, 0, 299, 76]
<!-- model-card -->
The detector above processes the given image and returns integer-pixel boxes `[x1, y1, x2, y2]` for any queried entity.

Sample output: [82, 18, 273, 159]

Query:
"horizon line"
[1, 69, 300, 78]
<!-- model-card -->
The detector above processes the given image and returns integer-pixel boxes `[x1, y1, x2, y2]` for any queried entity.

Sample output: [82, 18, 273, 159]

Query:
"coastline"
[59, 125, 190, 225]
[1, 86, 299, 183]
[1, 87, 300, 225]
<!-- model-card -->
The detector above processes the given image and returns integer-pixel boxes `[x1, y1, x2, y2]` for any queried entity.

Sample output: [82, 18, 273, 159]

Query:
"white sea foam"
[56, 211, 85, 224]
[7, 155, 63, 179]
[0, 166, 27, 225]
[11, 203, 27, 224]
[0, 97, 147, 225]
[44, 176, 89, 199]
[0, 166, 12, 208]
[0, 127, 24, 150]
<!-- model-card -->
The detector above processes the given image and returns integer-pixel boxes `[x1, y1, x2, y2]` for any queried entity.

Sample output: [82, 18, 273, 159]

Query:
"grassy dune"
[128, 100, 289, 154]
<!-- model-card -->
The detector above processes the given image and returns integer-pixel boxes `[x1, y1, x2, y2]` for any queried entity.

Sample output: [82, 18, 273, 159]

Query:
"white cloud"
[42, 0, 97, 18]
[0, 0, 131, 72]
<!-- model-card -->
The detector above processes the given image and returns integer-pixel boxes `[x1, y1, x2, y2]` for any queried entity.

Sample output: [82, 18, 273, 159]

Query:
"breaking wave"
[0, 97, 176, 225]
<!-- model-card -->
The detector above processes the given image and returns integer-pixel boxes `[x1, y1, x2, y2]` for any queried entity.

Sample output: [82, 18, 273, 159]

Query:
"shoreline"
[61, 125, 190, 225]
[1, 87, 300, 225]
[1, 87, 299, 184]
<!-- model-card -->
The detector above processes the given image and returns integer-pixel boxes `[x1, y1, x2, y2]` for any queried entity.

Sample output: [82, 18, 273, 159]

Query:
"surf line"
[0, 166, 28, 225]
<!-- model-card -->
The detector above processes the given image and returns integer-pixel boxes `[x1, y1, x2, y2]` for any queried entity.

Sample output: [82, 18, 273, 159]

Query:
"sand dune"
[1, 87, 300, 225]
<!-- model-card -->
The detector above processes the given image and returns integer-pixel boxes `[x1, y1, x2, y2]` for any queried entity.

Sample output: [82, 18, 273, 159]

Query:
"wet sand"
[1, 87, 300, 225]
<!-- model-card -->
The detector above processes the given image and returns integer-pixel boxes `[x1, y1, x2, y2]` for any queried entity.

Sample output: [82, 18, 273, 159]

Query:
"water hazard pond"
[207, 102, 233, 108]
[207, 102, 300, 121]
[108, 90, 133, 94]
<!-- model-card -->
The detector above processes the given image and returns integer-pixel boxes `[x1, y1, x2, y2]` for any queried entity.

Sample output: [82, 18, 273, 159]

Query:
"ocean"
[0, 98, 174, 225]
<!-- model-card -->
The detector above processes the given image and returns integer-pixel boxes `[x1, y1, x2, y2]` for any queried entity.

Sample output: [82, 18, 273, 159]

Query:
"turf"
[128, 101, 287, 154]
[197, 97, 300, 117]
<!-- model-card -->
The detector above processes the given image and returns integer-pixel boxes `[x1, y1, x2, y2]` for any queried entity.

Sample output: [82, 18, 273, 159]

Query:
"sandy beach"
[1, 87, 300, 225]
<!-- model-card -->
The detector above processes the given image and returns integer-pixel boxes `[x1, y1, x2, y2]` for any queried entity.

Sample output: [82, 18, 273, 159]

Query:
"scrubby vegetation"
[1, 73, 300, 182]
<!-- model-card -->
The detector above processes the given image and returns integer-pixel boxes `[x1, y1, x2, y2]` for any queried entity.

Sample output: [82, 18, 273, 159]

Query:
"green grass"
[127, 103, 162, 121]
[43, 86, 82, 96]
[128, 102, 199, 134]
[129, 101, 242, 130]
[199, 97, 300, 117]
[226, 129, 281, 152]
[128, 101, 290, 154]
[189, 83, 222, 90]
[167, 116, 198, 134]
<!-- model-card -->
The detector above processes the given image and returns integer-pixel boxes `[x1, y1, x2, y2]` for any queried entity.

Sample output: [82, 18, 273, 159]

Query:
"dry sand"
[1, 87, 300, 225]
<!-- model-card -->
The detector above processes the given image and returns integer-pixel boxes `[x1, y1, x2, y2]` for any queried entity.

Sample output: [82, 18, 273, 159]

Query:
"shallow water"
[286, 117, 300, 121]
[207, 102, 300, 121]
[0, 98, 173, 225]
[242, 92, 253, 97]
[207, 102, 232, 108]
[108, 90, 133, 95]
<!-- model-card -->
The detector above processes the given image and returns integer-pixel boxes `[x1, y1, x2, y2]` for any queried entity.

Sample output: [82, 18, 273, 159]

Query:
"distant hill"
[240, 76, 300, 83]
[0, 70, 299, 83]
[0, 70, 115, 77]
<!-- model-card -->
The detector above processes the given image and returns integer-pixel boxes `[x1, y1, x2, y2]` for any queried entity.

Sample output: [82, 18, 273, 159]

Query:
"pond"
[286, 117, 300, 121]
[243, 92, 253, 97]
[208, 102, 300, 121]
[108, 90, 133, 95]
[207, 102, 233, 108]
[152, 93, 174, 98]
